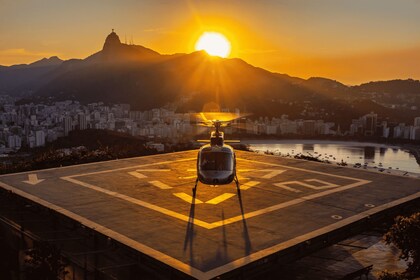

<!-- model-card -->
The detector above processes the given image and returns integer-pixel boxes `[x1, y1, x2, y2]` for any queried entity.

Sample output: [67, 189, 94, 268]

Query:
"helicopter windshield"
[200, 152, 233, 171]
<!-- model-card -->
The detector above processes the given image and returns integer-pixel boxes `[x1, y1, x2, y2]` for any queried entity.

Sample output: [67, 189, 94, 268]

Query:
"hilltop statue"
[103, 29, 121, 50]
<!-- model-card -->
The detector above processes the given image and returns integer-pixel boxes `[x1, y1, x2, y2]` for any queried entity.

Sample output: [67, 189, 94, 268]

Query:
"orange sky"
[0, 0, 419, 85]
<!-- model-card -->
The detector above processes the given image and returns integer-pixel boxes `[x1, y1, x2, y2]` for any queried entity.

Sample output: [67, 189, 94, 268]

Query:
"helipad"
[0, 150, 419, 279]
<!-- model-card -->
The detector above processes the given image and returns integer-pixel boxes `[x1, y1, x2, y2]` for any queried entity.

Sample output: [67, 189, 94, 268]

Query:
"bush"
[377, 270, 409, 280]
[379, 212, 420, 279]
[24, 241, 68, 280]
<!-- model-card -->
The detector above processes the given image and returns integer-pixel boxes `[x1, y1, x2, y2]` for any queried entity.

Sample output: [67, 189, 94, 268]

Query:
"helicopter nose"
[213, 179, 219, 184]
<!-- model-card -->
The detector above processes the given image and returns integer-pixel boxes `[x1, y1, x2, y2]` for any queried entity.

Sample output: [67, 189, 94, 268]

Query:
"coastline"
[241, 139, 402, 149]
[402, 144, 420, 165]
[244, 139, 420, 177]
[250, 149, 420, 179]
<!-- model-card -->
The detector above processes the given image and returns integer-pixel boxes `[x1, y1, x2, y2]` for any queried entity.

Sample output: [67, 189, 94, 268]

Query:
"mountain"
[85, 30, 160, 63]
[23, 31, 316, 114]
[1, 31, 419, 125]
[0, 56, 63, 96]
[27, 56, 63, 68]
[353, 79, 420, 95]
[8, 56, 63, 69]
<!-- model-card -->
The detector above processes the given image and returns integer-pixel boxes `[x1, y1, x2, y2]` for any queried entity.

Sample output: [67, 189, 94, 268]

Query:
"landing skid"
[234, 174, 240, 190]
[193, 178, 199, 195]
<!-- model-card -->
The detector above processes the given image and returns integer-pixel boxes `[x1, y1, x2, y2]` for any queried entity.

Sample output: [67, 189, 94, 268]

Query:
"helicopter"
[193, 112, 247, 193]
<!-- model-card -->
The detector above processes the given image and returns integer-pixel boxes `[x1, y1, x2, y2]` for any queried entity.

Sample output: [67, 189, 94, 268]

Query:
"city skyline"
[1, 96, 419, 154]
[1, 0, 420, 84]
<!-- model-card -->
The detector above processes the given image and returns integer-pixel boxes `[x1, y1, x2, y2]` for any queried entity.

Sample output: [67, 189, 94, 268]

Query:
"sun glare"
[195, 32, 231, 58]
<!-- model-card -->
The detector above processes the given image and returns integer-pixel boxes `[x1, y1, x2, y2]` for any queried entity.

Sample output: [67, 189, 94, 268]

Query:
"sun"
[195, 32, 231, 58]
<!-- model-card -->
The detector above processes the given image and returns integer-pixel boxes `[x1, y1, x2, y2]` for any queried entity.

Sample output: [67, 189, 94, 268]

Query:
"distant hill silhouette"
[0, 56, 63, 96]
[1, 31, 419, 124]
[353, 79, 420, 95]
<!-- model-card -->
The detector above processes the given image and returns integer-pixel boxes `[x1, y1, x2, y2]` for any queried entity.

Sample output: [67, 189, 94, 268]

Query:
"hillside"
[354, 79, 420, 95]
[0, 56, 63, 96]
[1, 31, 419, 125]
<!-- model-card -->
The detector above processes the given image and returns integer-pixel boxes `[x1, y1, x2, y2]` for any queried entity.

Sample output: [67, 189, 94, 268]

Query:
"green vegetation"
[0, 129, 194, 174]
[24, 241, 68, 280]
[378, 212, 420, 280]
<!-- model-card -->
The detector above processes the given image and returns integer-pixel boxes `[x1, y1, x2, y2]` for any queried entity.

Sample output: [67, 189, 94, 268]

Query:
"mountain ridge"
[1, 31, 419, 125]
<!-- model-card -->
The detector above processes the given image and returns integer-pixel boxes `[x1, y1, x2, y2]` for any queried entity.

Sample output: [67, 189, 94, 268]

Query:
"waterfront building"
[363, 112, 378, 136]
[412, 127, 420, 140]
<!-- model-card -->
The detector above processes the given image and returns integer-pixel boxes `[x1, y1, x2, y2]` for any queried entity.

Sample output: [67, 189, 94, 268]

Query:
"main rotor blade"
[194, 112, 250, 123]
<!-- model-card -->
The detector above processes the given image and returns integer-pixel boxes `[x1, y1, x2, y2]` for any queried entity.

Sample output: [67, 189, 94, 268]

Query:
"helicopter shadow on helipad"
[0, 150, 419, 279]
[183, 182, 252, 269]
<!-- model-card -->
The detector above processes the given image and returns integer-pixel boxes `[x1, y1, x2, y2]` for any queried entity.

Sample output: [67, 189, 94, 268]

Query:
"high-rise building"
[7, 135, 14, 149]
[78, 113, 87, 130]
[35, 130, 45, 147]
[63, 116, 73, 136]
[414, 117, 420, 127]
[412, 127, 420, 140]
[363, 112, 377, 136]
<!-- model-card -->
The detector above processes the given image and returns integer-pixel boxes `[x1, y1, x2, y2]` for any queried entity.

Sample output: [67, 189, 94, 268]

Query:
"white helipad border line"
[0, 150, 196, 177]
[61, 158, 371, 229]
[203, 191, 420, 279]
[1, 179, 418, 280]
[238, 157, 370, 181]
[0, 181, 207, 280]
[69, 158, 195, 178]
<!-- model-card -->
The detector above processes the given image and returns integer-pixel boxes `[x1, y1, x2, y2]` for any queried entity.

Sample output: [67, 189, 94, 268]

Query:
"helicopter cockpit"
[200, 151, 234, 171]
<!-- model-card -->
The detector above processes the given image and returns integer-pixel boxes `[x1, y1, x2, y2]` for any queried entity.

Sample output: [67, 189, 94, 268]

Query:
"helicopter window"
[200, 152, 233, 171]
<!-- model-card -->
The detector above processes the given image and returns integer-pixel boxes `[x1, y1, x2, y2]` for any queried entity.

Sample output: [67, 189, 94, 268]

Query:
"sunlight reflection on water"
[247, 141, 420, 174]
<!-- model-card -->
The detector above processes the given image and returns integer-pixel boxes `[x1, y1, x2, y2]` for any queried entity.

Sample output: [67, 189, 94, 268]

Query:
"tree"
[24, 241, 68, 280]
[379, 212, 420, 279]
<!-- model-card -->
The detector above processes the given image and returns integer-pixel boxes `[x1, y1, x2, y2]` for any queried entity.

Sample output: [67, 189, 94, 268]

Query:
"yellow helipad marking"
[187, 169, 196, 172]
[1, 178, 417, 280]
[62, 178, 368, 229]
[61, 176, 210, 228]
[261, 169, 287, 179]
[137, 169, 171, 172]
[205, 193, 236, 205]
[149, 180, 172, 190]
[178, 175, 196, 179]
[210, 180, 369, 228]
[60, 157, 371, 230]
[0, 180, 208, 280]
[128, 171, 147, 179]
[273, 179, 338, 192]
[305, 179, 338, 189]
[128, 169, 171, 179]
[23, 174, 44, 185]
[238, 177, 250, 181]
[273, 182, 302, 193]
[240, 181, 260, 190]
[173, 193, 203, 204]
